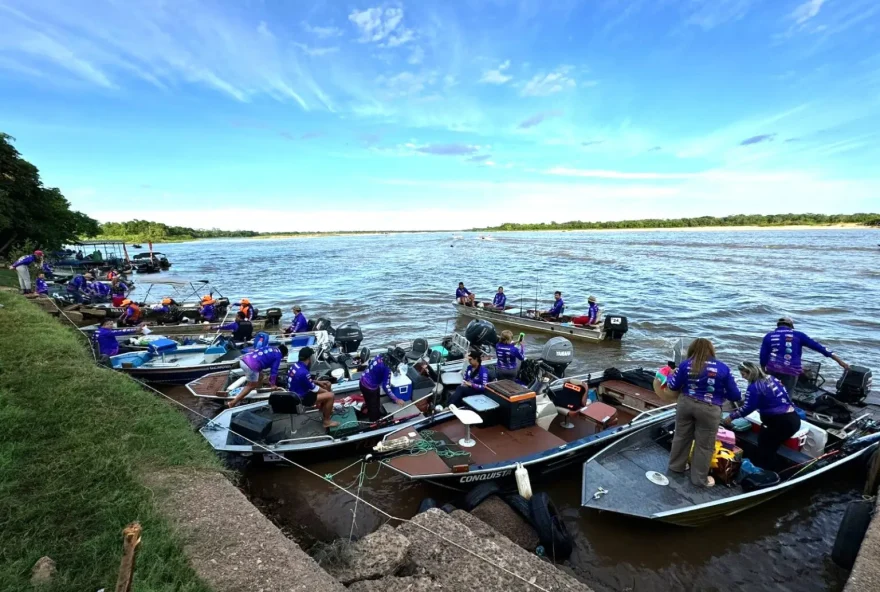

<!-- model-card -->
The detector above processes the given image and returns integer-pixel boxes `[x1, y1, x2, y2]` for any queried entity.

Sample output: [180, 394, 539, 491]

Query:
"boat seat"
[599, 380, 665, 411]
[448, 404, 482, 447]
[407, 338, 429, 361]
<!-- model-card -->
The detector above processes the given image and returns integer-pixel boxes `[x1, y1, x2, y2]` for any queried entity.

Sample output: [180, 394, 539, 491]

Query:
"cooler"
[463, 395, 500, 428]
[579, 402, 618, 430]
[745, 411, 808, 451]
[390, 372, 413, 402]
[485, 379, 536, 430]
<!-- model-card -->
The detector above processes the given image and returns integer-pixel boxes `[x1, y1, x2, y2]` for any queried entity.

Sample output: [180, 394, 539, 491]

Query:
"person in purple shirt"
[359, 347, 406, 421]
[91, 319, 144, 357]
[540, 291, 565, 320]
[760, 317, 848, 394]
[199, 296, 217, 322]
[449, 350, 489, 407]
[228, 344, 289, 407]
[585, 296, 600, 325]
[35, 274, 49, 296]
[66, 274, 87, 303]
[456, 282, 475, 306]
[491, 286, 507, 309]
[214, 311, 254, 342]
[285, 305, 308, 334]
[90, 280, 111, 303]
[666, 338, 741, 488]
[41, 260, 53, 279]
[9, 250, 42, 293]
[495, 330, 524, 380]
[724, 361, 800, 470]
[286, 347, 338, 428]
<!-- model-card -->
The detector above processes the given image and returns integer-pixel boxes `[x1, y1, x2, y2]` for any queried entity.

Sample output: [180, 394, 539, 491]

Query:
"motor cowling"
[313, 317, 334, 335]
[603, 315, 628, 340]
[335, 321, 364, 354]
[539, 336, 573, 378]
[465, 320, 498, 348]
[264, 307, 282, 327]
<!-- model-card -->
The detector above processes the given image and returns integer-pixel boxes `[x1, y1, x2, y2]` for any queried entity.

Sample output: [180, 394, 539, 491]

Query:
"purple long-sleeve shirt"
[495, 342, 524, 370]
[760, 327, 833, 377]
[464, 365, 489, 391]
[728, 377, 795, 421]
[360, 356, 393, 393]
[12, 255, 36, 268]
[667, 357, 742, 407]
[547, 298, 565, 317]
[241, 347, 285, 385]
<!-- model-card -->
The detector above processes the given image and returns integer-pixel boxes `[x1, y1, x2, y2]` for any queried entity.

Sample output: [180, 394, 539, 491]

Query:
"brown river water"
[156, 228, 880, 592]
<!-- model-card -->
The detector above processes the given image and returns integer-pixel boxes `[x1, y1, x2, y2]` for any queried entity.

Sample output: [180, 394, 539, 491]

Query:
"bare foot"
[323, 420, 340, 428]
[703, 476, 716, 488]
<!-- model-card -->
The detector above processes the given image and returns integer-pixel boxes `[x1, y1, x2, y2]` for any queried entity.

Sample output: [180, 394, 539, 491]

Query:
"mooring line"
[47, 302, 553, 592]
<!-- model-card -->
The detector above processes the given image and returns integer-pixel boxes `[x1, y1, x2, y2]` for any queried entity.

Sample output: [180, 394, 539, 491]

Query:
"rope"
[349, 462, 366, 543]
[393, 429, 471, 459]
[43, 304, 553, 592]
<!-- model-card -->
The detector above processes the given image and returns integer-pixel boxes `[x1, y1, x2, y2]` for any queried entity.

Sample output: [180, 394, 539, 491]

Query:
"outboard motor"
[264, 307, 282, 327]
[836, 366, 872, 404]
[335, 321, 364, 354]
[313, 317, 334, 335]
[603, 315, 629, 340]
[465, 320, 498, 348]
[539, 337, 573, 378]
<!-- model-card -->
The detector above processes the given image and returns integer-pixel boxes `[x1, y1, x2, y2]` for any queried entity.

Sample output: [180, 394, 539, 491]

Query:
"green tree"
[0, 133, 100, 257]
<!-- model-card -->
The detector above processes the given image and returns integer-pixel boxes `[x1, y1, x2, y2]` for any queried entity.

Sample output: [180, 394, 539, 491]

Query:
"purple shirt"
[241, 347, 285, 385]
[493, 293, 506, 307]
[586, 302, 599, 324]
[67, 275, 86, 292]
[728, 377, 795, 421]
[360, 356, 393, 393]
[93, 326, 138, 356]
[36, 278, 48, 294]
[287, 362, 318, 397]
[495, 342, 524, 370]
[667, 358, 742, 407]
[464, 365, 489, 391]
[12, 255, 36, 268]
[547, 298, 565, 317]
[287, 312, 308, 333]
[760, 327, 833, 376]
[456, 287, 471, 299]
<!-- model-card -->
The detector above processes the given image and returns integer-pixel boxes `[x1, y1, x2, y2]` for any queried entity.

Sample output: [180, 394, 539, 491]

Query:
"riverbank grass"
[0, 292, 220, 591]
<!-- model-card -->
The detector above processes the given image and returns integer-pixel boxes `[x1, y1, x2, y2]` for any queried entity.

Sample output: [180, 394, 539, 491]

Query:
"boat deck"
[582, 438, 732, 519]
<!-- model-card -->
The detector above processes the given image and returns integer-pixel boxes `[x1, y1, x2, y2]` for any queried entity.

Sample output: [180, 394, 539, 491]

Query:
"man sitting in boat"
[491, 286, 506, 309]
[285, 306, 308, 334]
[92, 319, 145, 357]
[119, 299, 142, 326]
[456, 282, 475, 306]
[723, 361, 800, 471]
[572, 296, 601, 326]
[151, 297, 173, 316]
[359, 347, 407, 422]
[110, 277, 130, 306]
[449, 350, 489, 407]
[495, 330, 524, 380]
[227, 344, 289, 408]
[237, 298, 256, 320]
[760, 317, 849, 394]
[199, 295, 217, 322]
[539, 291, 565, 320]
[215, 311, 253, 342]
[287, 346, 339, 429]
[106, 268, 120, 280]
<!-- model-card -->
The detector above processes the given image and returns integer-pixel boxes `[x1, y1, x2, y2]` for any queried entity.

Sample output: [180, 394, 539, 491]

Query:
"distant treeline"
[478, 213, 880, 232]
[94, 220, 408, 242]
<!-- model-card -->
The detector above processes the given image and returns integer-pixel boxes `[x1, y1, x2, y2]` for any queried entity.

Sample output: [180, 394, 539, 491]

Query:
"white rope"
[349, 462, 366, 543]
[45, 303, 553, 592]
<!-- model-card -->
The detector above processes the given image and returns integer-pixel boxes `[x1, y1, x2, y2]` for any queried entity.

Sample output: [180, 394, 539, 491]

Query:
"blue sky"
[1, 0, 879, 231]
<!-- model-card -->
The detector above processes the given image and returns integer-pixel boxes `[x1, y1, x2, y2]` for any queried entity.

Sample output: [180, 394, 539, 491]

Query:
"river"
[156, 228, 880, 592]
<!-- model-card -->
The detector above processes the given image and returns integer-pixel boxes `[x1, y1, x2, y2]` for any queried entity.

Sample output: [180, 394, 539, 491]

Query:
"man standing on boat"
[9, 250, 42, 293]
[285, 306, 308, 334]
[491, 286, 507, 309]
[760, 317, 848, 393]
[359, 348, 407, 422]
[92, 319, 145, 357]
[456, 282, 475, 306]
[540, 291, 565, 320]
[287, 347, 338, 429]
[227, 344, 289, 408]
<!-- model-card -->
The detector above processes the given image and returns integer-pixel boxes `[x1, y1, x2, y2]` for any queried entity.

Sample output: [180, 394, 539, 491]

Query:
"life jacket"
[232, 320, 253, 342]
[126, 303, 142, 323]
[240, 304, 253, 319]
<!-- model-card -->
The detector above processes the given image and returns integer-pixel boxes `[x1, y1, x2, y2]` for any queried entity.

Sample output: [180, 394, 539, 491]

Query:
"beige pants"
[668, 395, 721, 486]
[16, 266, 31, 292]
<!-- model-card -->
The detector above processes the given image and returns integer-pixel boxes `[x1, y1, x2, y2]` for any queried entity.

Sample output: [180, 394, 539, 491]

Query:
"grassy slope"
[0, 292, 220, 592]
[0, 268, 19, 288]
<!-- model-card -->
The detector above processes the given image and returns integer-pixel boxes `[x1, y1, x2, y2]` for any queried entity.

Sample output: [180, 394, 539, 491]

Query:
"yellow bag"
[689, 440, 735, 469]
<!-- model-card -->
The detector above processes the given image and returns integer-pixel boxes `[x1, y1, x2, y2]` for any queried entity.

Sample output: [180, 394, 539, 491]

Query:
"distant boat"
[478, 236, 497, 241]
[132, 244, 142, 249]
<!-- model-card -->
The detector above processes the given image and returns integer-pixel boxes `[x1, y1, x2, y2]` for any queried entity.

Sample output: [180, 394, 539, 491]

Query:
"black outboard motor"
[603, 315, 629, 340]
[335, 321, 364, 354]
[465, 320, 498, 348]
[836, 366, 872, 404]
[264, 307, 282, 327]
[313, 317, 334, 335]
[539, 336, 573, 378]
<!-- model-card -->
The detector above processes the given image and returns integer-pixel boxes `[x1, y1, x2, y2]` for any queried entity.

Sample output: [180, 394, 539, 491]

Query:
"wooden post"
[114, 522, 142, 592]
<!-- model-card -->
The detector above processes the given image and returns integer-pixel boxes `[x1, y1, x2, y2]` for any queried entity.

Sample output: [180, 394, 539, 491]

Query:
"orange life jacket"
[241, 304, 252, 318]
[126, 303, 142, 322]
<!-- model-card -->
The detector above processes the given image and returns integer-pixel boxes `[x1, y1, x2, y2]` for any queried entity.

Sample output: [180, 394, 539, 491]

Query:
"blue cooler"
[389, 372, 413, 401]
[463, 395, 500, 428]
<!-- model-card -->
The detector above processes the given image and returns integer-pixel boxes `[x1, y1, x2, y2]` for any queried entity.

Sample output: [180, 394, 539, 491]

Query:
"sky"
[1, 0, 879, 231]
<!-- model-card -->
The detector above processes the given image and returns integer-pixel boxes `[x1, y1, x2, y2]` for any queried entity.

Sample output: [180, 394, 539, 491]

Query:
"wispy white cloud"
[683, 0, 755, 31]
[301, 22, 344, 38]
[293, 42, 340, 57]
[520, 65, 576, 96]
[517, 110, 564, 129]
[791, 0, 826, 25]
[407, 46, 425, 65]
[479, 60, 512, 85]
[349, 6, 413, 46]
[414, 143, 480, 156]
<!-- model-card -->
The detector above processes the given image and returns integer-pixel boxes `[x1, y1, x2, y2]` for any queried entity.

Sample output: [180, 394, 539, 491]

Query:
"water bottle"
[588, 388, 598, 403]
